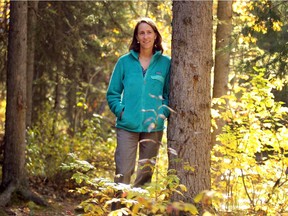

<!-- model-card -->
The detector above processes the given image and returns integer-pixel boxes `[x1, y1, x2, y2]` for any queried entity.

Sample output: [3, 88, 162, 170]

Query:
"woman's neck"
[139, 49, 153, 59]
[139, 49, 153, 70]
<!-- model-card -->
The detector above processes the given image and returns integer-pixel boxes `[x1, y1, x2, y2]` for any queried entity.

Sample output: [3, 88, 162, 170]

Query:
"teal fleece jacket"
[106, 50, 171, 132]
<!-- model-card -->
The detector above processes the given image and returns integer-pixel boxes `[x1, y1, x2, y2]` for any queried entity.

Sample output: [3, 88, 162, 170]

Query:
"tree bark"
[168, 0, 213, 208]
[1, 1, 28, 190]
[66, 62, 77, 135]
[51, 2, 63, 138]
[0, 1, 47, 207]
[0, 1, 9, 87]
[26, 1, 39, 128]
[212, 0, 233, 147]
[0, 2, 28, 206]
[213, 0, 233, 98]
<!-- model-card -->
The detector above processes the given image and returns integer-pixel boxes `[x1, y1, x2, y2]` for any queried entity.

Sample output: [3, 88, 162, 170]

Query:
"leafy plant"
[26, 108, 116, 179]
[211, 70, 288, 215]
[62, 142, 217, 216]
[66, 162, 200, 215]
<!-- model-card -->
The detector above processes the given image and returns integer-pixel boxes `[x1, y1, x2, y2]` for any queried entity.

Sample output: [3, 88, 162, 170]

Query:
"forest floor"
[1, 177, 86, 216]
[3, 198, 80, 216]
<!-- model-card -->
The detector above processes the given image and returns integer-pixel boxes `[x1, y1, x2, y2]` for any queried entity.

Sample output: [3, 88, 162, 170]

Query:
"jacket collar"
[130, 50, 161, 64]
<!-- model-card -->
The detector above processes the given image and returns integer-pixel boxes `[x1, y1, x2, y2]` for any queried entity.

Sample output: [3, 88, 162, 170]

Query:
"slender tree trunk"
[168, 0, 213, 211]
[51, 1, 63, 138]
[213, 0, 233, 98]
[212, 0, 233, 146]
[0, 1, 9, 98]
[31, 1, 48, 124]
[26, 1, 39, 128]
[31, 63, 46, 124]
[0, 1, 28, 205]
[52, 69, 61, 138]
[66, 61, 77, 135]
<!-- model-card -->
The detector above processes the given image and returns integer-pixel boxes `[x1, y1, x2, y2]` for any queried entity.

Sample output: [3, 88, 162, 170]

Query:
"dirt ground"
[1, 177, 85, 216]
[3, 198, 80, 216]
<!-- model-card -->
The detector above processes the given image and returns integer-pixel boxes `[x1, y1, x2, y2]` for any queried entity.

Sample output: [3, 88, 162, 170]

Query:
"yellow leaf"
[184, 203, 198, 215]
[113, 28, 120, 34]
[178, 184, 187, 192]
[194, 192, 204, 203]
[203, 211, 214, 216]
[272, 21, 283, 32]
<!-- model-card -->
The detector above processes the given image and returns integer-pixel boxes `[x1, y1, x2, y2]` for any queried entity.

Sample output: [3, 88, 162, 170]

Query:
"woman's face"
[137, 23, 157, 52]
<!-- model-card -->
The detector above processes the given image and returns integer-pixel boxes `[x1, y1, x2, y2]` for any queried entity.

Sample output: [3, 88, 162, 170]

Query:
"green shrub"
[26, 111, 116, 179]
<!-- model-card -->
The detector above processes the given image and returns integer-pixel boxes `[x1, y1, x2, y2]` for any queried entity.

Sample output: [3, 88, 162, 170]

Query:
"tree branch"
[102, 2, 131, 37]
[240, 169, 254, 207]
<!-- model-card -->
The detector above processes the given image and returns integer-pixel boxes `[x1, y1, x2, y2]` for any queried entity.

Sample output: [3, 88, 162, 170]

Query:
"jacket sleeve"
[106, 59, 125, 118]
[161, 64, 171, 118]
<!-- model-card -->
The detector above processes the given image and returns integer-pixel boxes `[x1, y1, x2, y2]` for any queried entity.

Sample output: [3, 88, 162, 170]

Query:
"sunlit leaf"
[178, 184, 187, 192]
[184, 203, 198, 215]
[194, 192, 204, 203]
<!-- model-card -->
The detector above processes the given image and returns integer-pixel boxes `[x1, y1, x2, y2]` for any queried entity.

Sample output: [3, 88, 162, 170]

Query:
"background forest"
[0, 0, 288, 216]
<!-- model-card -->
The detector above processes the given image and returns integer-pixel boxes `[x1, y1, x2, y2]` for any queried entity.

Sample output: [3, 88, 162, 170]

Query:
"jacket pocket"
[117, 107, 139, 130]
[151, 75, 164, 84]
[119, 108, 125, 120]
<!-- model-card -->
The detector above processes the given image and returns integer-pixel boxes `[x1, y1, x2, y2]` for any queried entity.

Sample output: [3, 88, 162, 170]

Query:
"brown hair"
[129, 17, 163, 54]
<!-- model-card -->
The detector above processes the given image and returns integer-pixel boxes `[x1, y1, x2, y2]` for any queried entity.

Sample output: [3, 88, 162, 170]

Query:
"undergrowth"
[61, 153, 215, 216]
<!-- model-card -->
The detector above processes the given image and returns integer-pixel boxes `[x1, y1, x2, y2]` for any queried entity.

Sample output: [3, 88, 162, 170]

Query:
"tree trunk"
[213, 0, 233, 98]
[212, 0, 233, 146]
[0, 1, 28, 204]
[26, 1, 39, 128]
[168, 0, 213, 208]
[0, 0, 9, 90]
[1, 0, 28, 190]
[0, 2, 47, 207]
[52, 69, 61, 138]
[66, 62, 77, 136]
[51, 2, 63, 138]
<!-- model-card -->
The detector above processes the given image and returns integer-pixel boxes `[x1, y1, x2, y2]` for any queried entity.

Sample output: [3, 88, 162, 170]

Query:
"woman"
[106, 17, 171, 188]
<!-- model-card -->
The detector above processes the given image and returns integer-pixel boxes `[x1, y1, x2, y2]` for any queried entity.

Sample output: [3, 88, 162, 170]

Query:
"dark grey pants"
[114, 128, 163, 187]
